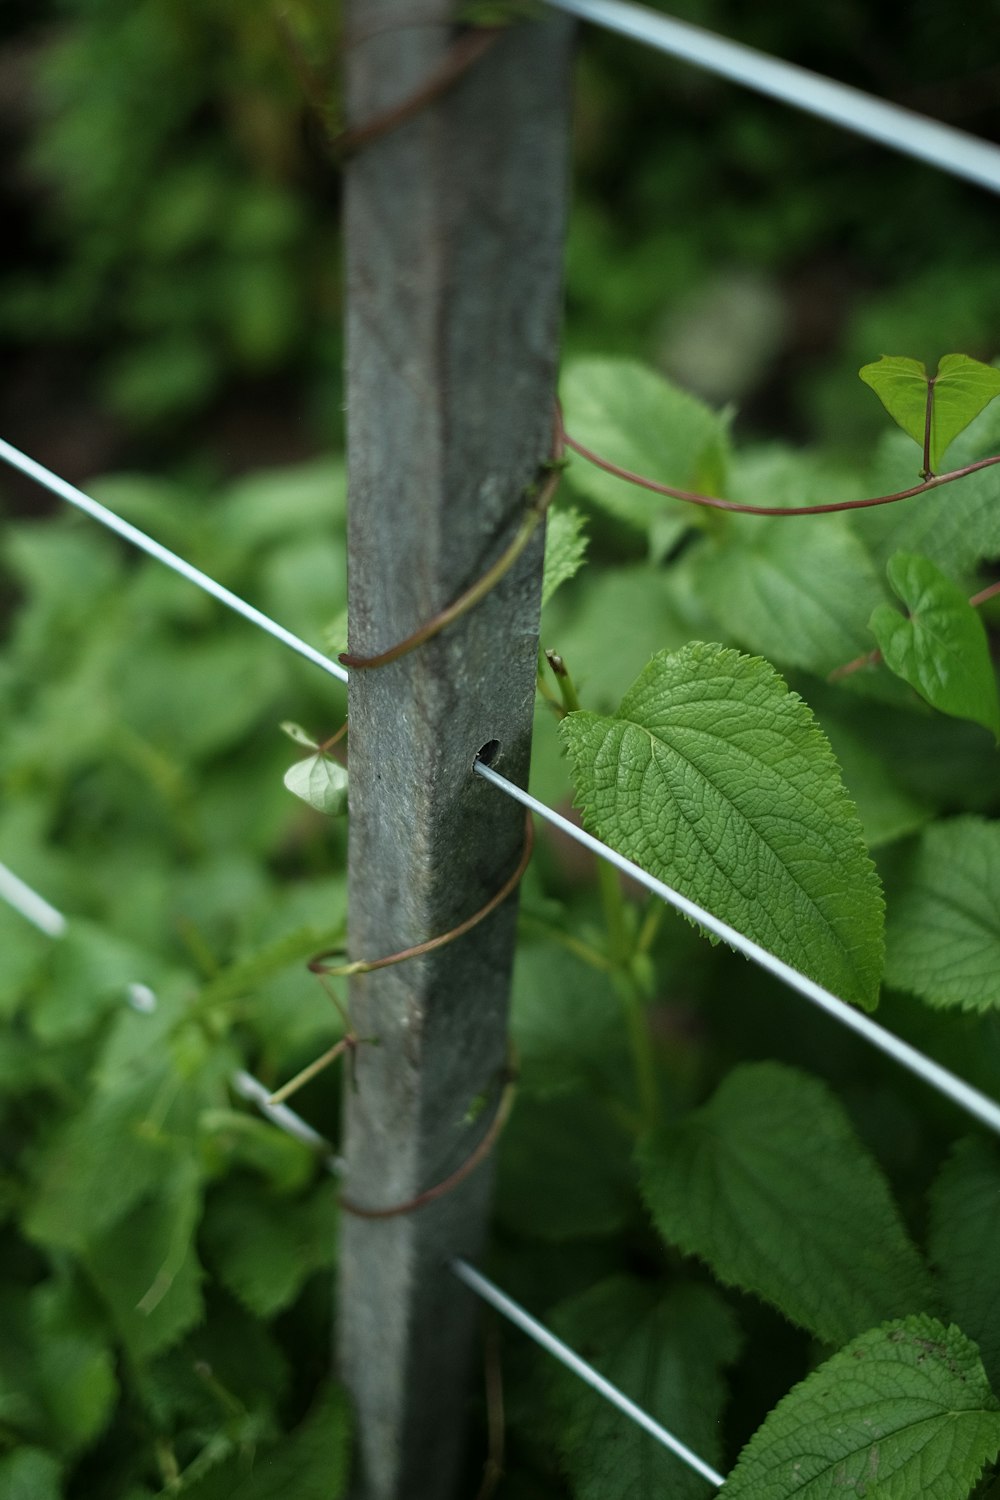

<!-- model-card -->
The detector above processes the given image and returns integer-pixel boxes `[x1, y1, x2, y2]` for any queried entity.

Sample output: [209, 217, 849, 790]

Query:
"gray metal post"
[338, 6, 573, 1499]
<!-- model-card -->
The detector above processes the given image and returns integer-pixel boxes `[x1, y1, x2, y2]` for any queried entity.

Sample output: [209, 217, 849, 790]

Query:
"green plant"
[2, 351, 1000, 1496]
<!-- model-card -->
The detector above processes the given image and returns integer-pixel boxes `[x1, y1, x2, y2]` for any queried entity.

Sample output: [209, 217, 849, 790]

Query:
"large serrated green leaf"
[860, 353, 1000, 472]
[929, 1138, 1000, 1390]
[559, 356, 728, 548]
[558, 643, 884, 1007]
[690, 513, 885, 676]
[722, 1315, 1000, 1500]
[547, 1278, 740, 1500]
[885, 817, 1000, 1012]
[638, 1063, 934, 1345]
[869, 553, 1000, 737]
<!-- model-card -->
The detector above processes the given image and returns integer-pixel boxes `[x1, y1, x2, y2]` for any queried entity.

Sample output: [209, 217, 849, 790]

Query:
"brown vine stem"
[339, 1065, 517, 1220]
[340, 437, 564, 669]
[828, 576, 1000, 682]
[333, 29, 501, 160]
[309, 814, 533, 977]
[562, 423, 1000, 518]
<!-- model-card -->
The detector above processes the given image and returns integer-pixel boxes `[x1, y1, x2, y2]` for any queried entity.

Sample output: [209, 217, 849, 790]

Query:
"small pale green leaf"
[722, 1315, 1000, 1500]
[885, 816, 1000, 1012]
[283, 755, 348, 817]
[541, 505, 588, 607]
[560, 356, 729, 548]
[869, 553, 999, 736]
[547, 1278, 740, 1500]
[929, 1138, 1000, 1390]
[280, 721, 319, 750]
[860, 353, 1000, 471]
[558, 643, 884, 1007]
[638, 1063, 934, 1345]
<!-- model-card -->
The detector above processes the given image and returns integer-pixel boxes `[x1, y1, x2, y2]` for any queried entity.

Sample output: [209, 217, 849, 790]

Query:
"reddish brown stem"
[562, 424, 1000, 518]
[334, 30, 500, 159]
[339, 1067, 517, 1220]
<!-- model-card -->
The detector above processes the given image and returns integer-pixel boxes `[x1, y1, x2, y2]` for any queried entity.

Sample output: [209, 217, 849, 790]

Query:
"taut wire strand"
[473, 759, 1000, 1138]
[0, 861, 67, 937]
[542, 0, 1000, 195]
[452, 1258, 725, 1488]
[0, 438, 349, 685]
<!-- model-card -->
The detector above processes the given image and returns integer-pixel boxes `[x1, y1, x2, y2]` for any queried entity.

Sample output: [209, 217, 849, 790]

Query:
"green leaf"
[279, 721, 319, 750]
[868, 554, 999, 737]
[179, 1383, 350, 1500]
[283, 755, 348, 816]
[85, 1159, 204, 1362]
[32, 1280, 118, 1455]
[690, 513, 885, 676]
[539, 563, 697, 716]
[856, 429, 1000, 576]
[509, 938, 629, 1099]
[25, 1063, 202, 1252]
[559, 643, 884, 1008]
[639, 1063, 935, 1345]
[547, 1278, 740, 1500]
[199, 1109, 316, 1194]
[885, 817, 1000, 1012]
[559, 356, 729, 548]
[0, 1448, 63, 1500]
[496, 1093, 635, 1241]
[34, 920, 163, 1044]
[541, 505, 588, 607]
[860, 353, 1000, 472]
[722, 1315, 1000, 1500]
[929, 1138, 1000, 1390]
[202, 1178, 337, 1319]
[817, 713, 931, 849]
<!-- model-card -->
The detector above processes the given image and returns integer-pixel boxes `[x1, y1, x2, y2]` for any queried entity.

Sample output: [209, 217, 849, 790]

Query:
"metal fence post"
[338, 5, 574, 1497]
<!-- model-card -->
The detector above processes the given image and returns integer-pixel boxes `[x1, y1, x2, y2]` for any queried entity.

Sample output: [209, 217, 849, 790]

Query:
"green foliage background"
[1, 1, 1000, 1496]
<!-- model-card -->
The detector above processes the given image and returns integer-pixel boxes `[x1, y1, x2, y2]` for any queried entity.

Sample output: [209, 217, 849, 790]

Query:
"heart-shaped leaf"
[868, 552, 1000, 737]
[860, 353, 1000, 472]
[283, 755, 348, 816]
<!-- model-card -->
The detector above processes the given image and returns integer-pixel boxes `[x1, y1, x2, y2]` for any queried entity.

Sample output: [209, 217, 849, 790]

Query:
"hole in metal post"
[475, 739, 501, 769]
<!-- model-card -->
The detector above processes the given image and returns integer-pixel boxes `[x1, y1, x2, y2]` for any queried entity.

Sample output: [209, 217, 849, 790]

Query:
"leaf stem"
[921, 376, 937, 480]
[548, 651, 659, 1127]
[829, 575, 1000, 681]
